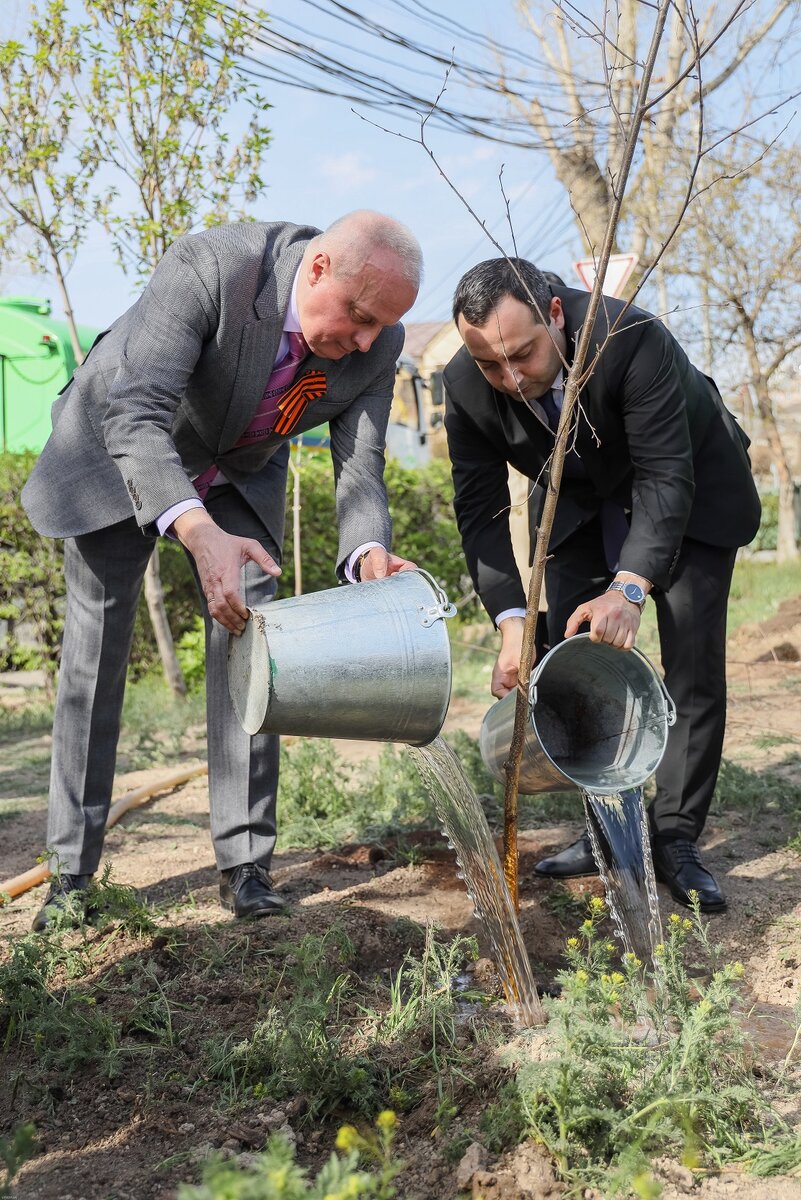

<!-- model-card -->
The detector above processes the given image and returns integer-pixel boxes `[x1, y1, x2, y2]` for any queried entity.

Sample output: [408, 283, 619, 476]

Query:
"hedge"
[0, 450, 472, 679]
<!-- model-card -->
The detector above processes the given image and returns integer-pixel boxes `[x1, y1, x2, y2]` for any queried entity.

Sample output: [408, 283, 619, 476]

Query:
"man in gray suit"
[23, 210, 422, 928]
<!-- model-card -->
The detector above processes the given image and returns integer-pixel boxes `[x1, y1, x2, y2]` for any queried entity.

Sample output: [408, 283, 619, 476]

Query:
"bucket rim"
[526, 632, 675, 793]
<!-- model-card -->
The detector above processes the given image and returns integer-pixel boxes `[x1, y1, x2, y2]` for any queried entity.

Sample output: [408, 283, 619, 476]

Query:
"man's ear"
[550, 295, 565, 329]
[308, 251, 330, 287]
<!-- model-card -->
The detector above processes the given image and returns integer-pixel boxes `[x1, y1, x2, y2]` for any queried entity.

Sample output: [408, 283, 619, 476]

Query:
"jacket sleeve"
[100, 239, 220, 528]
[329, 327, 403, 577]
[444, 383, 526, 622]
[614, 318, 696, 589]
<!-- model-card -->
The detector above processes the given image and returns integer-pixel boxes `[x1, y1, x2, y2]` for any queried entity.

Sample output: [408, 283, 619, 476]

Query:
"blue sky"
[0, 0, 576, 331]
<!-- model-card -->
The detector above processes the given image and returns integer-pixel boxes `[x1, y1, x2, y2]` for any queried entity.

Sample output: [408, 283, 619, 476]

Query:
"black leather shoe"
[651, 838, 727, 912]
[534, 832, 598, 878]
[31, 873, 94, 932]
[220, 863, 287, 918]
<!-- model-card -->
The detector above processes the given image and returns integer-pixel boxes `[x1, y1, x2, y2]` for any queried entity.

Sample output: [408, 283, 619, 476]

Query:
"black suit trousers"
[544, 516, 737, 841]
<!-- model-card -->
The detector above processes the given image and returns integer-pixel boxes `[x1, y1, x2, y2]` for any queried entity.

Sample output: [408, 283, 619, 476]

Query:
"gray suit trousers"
[47, 485, 279, 875]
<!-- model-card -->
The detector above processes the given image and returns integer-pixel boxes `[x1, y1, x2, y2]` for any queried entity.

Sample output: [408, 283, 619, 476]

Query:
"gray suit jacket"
[22, 221, 403, 573]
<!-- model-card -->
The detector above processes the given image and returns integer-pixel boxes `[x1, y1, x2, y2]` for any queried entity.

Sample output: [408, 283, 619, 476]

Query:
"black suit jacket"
[443, 287, 761, 621]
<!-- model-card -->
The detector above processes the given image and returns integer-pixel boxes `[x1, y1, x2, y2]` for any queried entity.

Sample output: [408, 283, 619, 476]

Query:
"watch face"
[623, 582, 645, 605]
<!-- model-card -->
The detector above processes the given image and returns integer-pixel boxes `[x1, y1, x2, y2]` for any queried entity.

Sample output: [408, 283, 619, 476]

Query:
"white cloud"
[318, 152, 379, 188]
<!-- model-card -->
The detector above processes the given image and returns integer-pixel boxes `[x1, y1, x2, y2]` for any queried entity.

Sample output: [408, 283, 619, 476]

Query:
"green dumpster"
[0, 297, 100, 452]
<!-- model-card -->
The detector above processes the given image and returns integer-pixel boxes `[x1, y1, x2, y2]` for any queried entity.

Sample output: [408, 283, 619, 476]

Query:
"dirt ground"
[1, 598, 800, 1199]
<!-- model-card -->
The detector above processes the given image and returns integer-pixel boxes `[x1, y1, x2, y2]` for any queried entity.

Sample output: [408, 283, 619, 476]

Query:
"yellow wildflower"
[682, 918, 692, 931]
[567, 937, 579, 949]
[335, 1125, 361, 1153]
[669, 913, 681, 925]
[376, 1110, 397, 1132]
[589, 897, 605, 913]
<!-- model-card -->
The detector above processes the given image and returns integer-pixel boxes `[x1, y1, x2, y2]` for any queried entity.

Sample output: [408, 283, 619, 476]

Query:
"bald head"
[297, 210, 422, 360]
[312, 210, 422, 289]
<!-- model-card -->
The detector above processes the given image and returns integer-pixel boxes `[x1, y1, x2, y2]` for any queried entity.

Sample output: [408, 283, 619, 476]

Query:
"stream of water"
[408, 736, 546, 1027]
[583, 787, 663, 960]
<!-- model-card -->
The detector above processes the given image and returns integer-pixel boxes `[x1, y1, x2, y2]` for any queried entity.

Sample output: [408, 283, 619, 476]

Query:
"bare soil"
[1, 599, 801, 1199]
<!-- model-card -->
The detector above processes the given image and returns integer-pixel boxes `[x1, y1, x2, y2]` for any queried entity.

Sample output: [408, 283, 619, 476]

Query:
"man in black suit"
[444, 258, 761, 911]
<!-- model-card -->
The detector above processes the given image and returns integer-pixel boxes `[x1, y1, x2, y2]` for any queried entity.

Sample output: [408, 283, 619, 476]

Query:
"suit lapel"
[218, 239, 309, 453]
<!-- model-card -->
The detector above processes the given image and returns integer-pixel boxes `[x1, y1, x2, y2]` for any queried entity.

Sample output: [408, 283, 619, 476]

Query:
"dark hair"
[452, 258, 552, 326]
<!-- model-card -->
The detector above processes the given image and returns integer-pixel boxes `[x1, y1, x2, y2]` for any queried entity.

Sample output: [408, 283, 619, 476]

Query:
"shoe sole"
[220, 900, 287, 918]
[653, 873, 727, 913]
[533, 863, 599, 879]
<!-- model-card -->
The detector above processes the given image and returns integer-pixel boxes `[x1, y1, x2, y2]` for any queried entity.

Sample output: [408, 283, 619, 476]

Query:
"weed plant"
[514, 898, 801, 1197]
[0, 868, 157, 1076]
[200, 924, 481, 1127]
[0, 1123, 35, 1197]
[714, 757, 801, 826]
[201, 924, 379, 1119]
[177, 1114, 403, 1199]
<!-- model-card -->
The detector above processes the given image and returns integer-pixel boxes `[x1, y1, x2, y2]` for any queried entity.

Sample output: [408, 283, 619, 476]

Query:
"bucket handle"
[660, 677, 677, 726]
[412, 568, 457, 627]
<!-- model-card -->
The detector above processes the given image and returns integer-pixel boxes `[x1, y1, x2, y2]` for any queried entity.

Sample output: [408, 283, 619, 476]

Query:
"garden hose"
[0, 763, 209, 903]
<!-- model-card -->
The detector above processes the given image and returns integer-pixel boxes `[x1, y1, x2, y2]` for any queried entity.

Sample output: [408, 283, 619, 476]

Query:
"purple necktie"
[194, 331, 308, 498]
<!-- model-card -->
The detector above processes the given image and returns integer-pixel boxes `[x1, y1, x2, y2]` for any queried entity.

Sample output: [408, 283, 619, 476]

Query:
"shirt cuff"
[157, 498, 205, 538]
[495, 607, 526, 628]
[344, 541, 385, 583]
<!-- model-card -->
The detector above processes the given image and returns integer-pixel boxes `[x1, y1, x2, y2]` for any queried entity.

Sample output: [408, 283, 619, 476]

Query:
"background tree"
[78, 0, 271, 696]
[0, 0, 272, 695]
[0, 0, 100, 364]
[673, 144, 801, 560]
[232, 0, 800, 285]
[82, 0, 271, 282]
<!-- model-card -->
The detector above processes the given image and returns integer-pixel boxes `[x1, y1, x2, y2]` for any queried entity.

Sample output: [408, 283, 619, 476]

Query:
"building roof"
[402, 321, 450, 363]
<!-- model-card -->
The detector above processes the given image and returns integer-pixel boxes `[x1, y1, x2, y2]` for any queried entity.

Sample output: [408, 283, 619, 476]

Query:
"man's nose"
[353, 327, 379, 353]
[503, 364, 523, 389]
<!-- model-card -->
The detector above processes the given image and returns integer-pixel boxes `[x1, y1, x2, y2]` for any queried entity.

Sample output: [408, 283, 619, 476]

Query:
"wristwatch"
[606, 580, 647, 610]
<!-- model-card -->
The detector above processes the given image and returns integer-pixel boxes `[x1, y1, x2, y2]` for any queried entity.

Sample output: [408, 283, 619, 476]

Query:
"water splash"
[408, 737, 545, 1027]
[583, 787, 663, 961]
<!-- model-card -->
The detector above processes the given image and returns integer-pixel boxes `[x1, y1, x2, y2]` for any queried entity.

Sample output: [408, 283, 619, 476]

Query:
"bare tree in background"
[674, 144, 801, 560]
[235, 0, 799, 290]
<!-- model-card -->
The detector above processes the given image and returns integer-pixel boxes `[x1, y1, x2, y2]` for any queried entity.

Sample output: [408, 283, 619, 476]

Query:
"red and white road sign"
[573, 252, 638, 298]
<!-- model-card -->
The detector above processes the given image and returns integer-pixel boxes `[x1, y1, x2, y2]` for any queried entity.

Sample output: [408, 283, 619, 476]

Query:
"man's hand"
[173, 509, 281, 634]
[492, 615, 525, 699]
[564, 589, 641, 649]
[357, 546, 417, 581]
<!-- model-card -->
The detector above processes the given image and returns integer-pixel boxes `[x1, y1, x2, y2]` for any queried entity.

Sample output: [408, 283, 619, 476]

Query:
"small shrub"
[0, 1124, 36, 1198]
[514, 898, 801, 1196]
[175, 615, 207, 693]
[178, 1115, 404, 1199]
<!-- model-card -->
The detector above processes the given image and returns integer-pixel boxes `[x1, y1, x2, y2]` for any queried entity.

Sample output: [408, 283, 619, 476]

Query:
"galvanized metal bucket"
[227, 568, 456, 745]
[480, 633, 676, 795]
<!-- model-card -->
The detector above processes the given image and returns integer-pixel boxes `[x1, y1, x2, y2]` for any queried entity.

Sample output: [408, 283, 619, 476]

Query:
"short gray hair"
[453, 258, 552, 327]
[314, 210, 423, 289]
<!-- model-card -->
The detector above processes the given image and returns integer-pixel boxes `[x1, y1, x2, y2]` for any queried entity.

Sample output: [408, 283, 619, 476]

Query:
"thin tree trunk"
[143, 546, 187, 697]
[777, 479, 800, 562]
[289, 439, 303, 596]
[745, 342, 799, 561]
